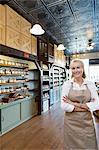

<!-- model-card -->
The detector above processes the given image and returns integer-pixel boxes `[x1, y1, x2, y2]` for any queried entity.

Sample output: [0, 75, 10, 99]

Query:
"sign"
[24, 52, 29, 58]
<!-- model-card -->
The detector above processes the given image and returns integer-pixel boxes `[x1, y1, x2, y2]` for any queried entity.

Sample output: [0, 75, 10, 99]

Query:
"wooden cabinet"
[42, 69, 50, 112]
[49, 65, 66, 104]
[5, 5, 21, 50]
[6, 26, 21, 50]
[37, 38, 54, 63]
[5, 5, 21, 32]
[5, 5, 32, 53]
[20, 16, 31, 38]
[40, 63, 66, 112]
[21, 98, 35, 121]
[20, 16, 31, 53]
[37, 39, 48, 62]
[0, 49, 40, 135]
[20, 34, 31, 54]
[0, 103, 21, 133]
[0, 96, 38, 135]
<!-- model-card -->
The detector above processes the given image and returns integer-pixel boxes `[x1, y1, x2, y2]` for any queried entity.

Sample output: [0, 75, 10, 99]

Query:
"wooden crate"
[31, 36, 37, 56]
[6, 26, 20, 50]
[0, 24, 5, 45]
[20, 16, 31, 38]
[0, 4, 5, 25]
[5, 5, 21, 32]
[20, 34, 31, 54]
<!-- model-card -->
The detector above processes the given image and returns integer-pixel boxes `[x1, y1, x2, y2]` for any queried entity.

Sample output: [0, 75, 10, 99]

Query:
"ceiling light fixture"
[57, 15, 65, 51]
[30, 24, 45, 35]
[57, 43, 65, 50]
[87, 39, 95, 50]
[87, 45, 94, 50]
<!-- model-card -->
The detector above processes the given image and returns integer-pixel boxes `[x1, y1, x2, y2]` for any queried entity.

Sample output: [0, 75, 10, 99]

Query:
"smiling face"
[70, 60, 84, 79]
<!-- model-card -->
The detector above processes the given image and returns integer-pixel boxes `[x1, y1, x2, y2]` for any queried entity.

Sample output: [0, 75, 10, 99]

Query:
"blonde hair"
[70, 59, 86, 78]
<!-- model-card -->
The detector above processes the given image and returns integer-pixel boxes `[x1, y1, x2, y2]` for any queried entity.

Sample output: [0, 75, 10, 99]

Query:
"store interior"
[0, 0, 99, 144]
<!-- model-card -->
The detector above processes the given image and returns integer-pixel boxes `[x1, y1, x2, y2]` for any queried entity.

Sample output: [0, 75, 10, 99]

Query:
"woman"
[61, 59, 99, 150]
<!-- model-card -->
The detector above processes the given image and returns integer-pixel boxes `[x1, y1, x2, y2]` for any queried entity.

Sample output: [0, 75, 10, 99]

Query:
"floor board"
[0, 102, 99, 150]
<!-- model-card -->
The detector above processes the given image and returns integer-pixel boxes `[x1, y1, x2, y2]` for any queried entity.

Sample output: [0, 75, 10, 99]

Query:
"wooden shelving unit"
[42, 69, 50, 112]
[50, 65, 66, 104]
[0, 44, 41, 135]
[40, 63, 66, 112]
[37, 38, 54, 63]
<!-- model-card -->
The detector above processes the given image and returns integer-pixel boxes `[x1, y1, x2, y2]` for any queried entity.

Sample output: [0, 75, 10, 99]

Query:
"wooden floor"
[0, 102, 99, 150]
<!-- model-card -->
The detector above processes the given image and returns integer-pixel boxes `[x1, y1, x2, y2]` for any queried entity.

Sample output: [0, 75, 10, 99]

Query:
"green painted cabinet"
[0, 97, 38, 135]
[0, 103, 20, 133]
[0, 54, 40, 135]
[21, 99, 35, 121]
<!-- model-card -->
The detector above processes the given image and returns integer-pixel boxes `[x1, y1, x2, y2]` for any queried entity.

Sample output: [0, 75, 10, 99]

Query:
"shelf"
[29, 88, 39, 92]
[0, 91, 15, 95]
[0, 88, 28, 95]
[43, 97, 49, 101]
[43, 80, 49, 82]
[26, 79, 38, 82]
[43, 88, 49, 92]
[0, 95, 33, 109]
[0, 80, 26, 85]
[0, 73, 26, 76]
[43, 69, 49, 72]
[0, 64, 28, 69]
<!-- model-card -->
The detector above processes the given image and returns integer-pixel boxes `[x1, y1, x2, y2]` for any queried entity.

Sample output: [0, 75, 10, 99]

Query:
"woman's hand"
[63, 96, 79, 106]
[73, 106, 88, 112]
[63, 96, 73, 105]
[62, 96, 89, 112]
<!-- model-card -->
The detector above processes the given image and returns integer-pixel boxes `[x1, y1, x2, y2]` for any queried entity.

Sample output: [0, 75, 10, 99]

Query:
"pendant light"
[57, 18, 65, 51]
[57, 43, 65, 50]
[87, 39, 95, 50]
[30, 23, 45, 35]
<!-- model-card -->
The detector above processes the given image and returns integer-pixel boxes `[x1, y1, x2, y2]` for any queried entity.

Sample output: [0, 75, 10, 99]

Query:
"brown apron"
[64, 84, 98, 150]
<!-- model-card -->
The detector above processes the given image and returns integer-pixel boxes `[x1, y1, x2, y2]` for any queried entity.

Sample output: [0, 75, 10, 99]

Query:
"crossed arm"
[62, 96, 89, 112]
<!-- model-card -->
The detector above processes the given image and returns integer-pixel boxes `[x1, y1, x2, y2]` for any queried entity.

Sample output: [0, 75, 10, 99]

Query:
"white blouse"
[61, 78, 99, 112]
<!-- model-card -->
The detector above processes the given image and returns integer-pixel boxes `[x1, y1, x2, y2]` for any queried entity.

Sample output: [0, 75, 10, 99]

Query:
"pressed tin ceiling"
[0, 0, 99, 55]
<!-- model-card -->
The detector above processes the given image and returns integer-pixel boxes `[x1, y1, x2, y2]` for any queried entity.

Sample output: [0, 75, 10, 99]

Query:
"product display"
[0, 54, 40, 135]
[42, 69, 50, 112]
[0, 59, 29, 103]
[50, 65, 66, 104]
